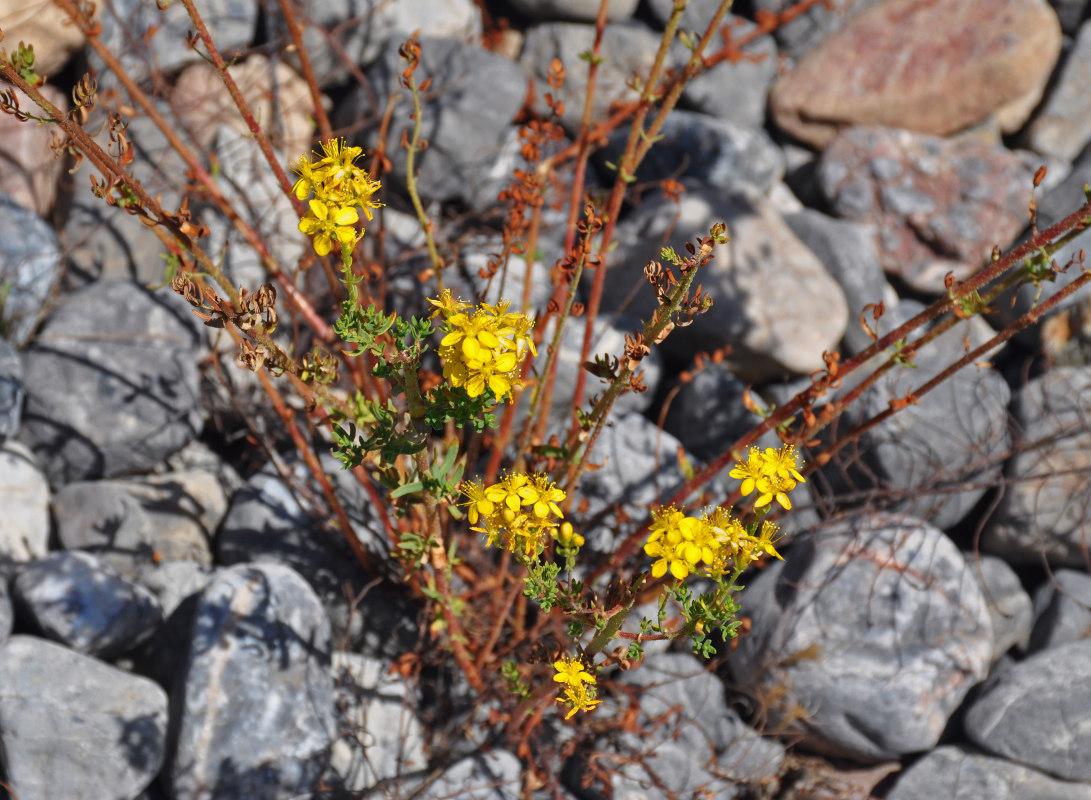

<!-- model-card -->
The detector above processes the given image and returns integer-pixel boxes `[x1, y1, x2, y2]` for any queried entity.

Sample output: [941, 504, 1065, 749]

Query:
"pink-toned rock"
[0, 0, 98, 76]
[170, 55, 323, 158]
[771, 0, 1062, 149]
[0, 84, 67, 215]
[817, 126, 1032, 294]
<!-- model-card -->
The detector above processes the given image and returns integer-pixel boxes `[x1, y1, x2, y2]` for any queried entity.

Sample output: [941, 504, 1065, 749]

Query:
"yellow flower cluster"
[292, 139, 382, 257]
[462, 472, 565, 558]
[729, 444, 806, 510]
[643, 446, 804, 580]
[645, 507, 782, 580]
[553, 657, 601, 719]
[428, 290, 536, 400]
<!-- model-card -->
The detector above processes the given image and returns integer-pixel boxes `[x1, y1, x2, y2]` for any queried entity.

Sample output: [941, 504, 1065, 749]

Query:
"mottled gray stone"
[731, 513, 993, 761]
[965, 639, 1091, 781]
[662, 361, 761, 462]
[603, 183, 847, 381]
[0, 192, 61, 346]
[0, 440, 49, 561]
[984, 367, 1091, 565]
[975, 555, 1034, 661]
[785, 209, 886, 354]
[507, 0, 638, 20]
[1028, 22, 1091, 161]
[167, 562, 335, 800]
[92, 0, 257, 86]
[217, 457, 412, 654]
[416, 750, 521, 800]
[18, 280, 202, 484]
[1029, 568, 1091, 653]
[820, 320, 1010, 531]
[887, 745, 1091, 800]
[595, 110, 785, 194]
[522, 22, 662, 134]
[13, 551, 163, 659]
[0, 338, 23, 439]
[817, 127, 1033, 294]
[54, 470, 226, 580]
[0, 635, 168, 800]
[327, 652, 428, 792]
[646, 3, 779, 129]
[344, 37, 526, 208]
[575, 411, 689, 528]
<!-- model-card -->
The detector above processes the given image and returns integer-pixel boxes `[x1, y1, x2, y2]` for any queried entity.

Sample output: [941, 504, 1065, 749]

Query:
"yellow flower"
[730, 444, 805, 511]
[644, 507, 721, 580]
[431, 290, 535, 402]
[553, 657, 593, 688]
[461, 472, 565, 558]
[752, 520, 784, 561]
[292, 138, 382, 255]
[298, 199, 359, 257]
[558, 682, 601, 719]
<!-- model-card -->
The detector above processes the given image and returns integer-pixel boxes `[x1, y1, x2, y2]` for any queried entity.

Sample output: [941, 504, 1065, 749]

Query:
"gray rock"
[18, 280, 202, 484]
[730, 513, 993, 761]
[603, 184, 848, 382]
[0, 440, 49, 561]
[136, 559, 217, 618]
[345, 37, 526, 207]
[1027, 23, 1091, 161]
[507, 0, 638, 21]
[975, 555, 1034, 661]
[522, 22, 663, 134]
[388, 0, 481, 40]
[752, 0, 880, 60]
[327, 652, 428, 792]
[59, 108, 188, 287]
[528, 313, 664, 431]
[662, 360, 762, 462]
[200, 127, 308, 296]
[0, 579, 11, 646]
[992, 154, 1091, 334]
[415, 750, 521, 800]
[53, 470, 226, 580]
[984, 367, 1091, 565]
[13, 551, 164, 659]
[0, 337, 23, 439]
[575, 411, 689, 527]
[784, 209, 886, 355]
[266, 0, 396, 86]
[818, 126, 1033, 294]
[594, 110, 785, 194]
[0, 192, 61, 346]
[645, 4, 779, 129]
[678, 19, 778, 131]
[0, 635, 168, 800]
[887, 745, 1091, 800]
[820, 320, 1010, 531]
[167, 562, 335, 800]
[92, 0, 257, 86]
[1029, 568, 1091, 653]
[965, 639, 1091, 781]
[217, 458, 413, 653]
[623, 652, 784, 781]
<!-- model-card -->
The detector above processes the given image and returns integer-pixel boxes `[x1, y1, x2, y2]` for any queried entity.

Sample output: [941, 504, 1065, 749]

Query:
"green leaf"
[390, 481, 425, 498]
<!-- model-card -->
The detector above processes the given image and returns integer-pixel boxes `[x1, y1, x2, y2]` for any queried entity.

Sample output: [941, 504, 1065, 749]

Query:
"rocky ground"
[2, 0, 1091, 798]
